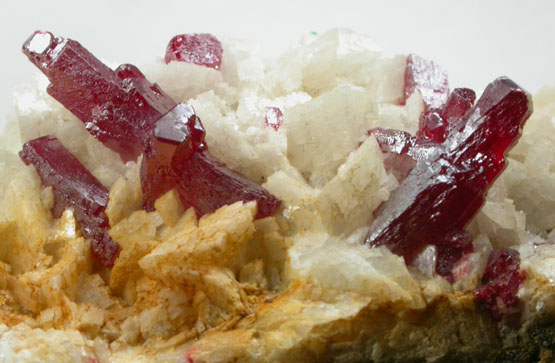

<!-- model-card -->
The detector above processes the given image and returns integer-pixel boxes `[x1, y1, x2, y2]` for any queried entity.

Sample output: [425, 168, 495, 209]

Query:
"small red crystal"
[434, 229, 474, 282]
[404, 54, 449, 109]
[418, 88, 476, 143]
[165, 34, 223, 70]
[22, 31, 176, 162]
[475, 248, 526, 321]
[19, 136, 120, 267]
[265, 107, 283, 131]
[366, 77, 532, 267]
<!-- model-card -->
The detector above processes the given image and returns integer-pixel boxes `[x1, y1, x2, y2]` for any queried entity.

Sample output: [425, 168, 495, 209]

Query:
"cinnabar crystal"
[142, 103, 280, 218]
[366, 77, 532, 267]
[434, 229, 474, 281]
[475, 248, 526, 321]
[141, 103, 206, 210]
[404, 54, 449, 109]
[369, 89, 475, 181]
[165, 34, 223, 70]
[22, 31, 176, 162]
[418, 88, 476, 143]
[174, 151, 281, 219]
[19, 136, 120, 267]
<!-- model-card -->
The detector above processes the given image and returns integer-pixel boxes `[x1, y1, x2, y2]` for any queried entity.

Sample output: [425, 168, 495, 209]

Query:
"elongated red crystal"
[19, 136, 120, 267]
[22, 31, 176, 162]
[404, 54, 449, 109]
[366, 77, 532, 265]
[141, 103, 206, 210]
[165, 34, 223, 70]
[475, 248, 526, 321]
[141, 103, 280, 218]
[174, 150, 281, 219]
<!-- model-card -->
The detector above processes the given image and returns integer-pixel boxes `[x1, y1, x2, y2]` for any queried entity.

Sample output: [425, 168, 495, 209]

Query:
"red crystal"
[404, 54, 449, 109]
[264, 107, 283, 131]
[440, 88, 476, 123]
[19, 136, 120, 267]
[475, 248, 526, 321]
[366, 77, 532, 266]
[141, 103, 206, 210]
[434, 229, 474, 282]
[418, 88, 476, 143]
[165, 34, 223, 70]
[22, 31, 176, 162]
[174, 151, 281, 219]
[141, 103, 281, 218]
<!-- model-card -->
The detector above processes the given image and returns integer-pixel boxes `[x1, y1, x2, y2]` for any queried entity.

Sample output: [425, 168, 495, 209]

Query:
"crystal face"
[404, 53, 449, 109]
[165, 33, 223, 70]
[418, 88, 476, 143]
[475, 248, 526, 321]
[366, 77, 532, 268]
[22, 31, 176, 162]
[19, 136, 120, 267]
[174, 151, 281, 219]
[141, 103, 206, 211]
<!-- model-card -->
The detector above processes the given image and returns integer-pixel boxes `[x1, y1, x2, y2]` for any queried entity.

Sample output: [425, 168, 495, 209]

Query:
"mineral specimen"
[165, 33, 223, 70]
[23, 31, 281, 221]
[22, 31, 176, 162]
[19, 136, 120, 267]
[366, 77, 532, 270]
[475, 248, 526, 321]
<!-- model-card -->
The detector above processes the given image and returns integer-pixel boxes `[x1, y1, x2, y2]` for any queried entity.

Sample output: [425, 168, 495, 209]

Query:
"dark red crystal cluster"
[475, 248, 526, 321]
[21, 31, 280, 267]
[22, 31, 176, 163]
[365, 54, 532, 284]
[19, 136, 120, 267]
